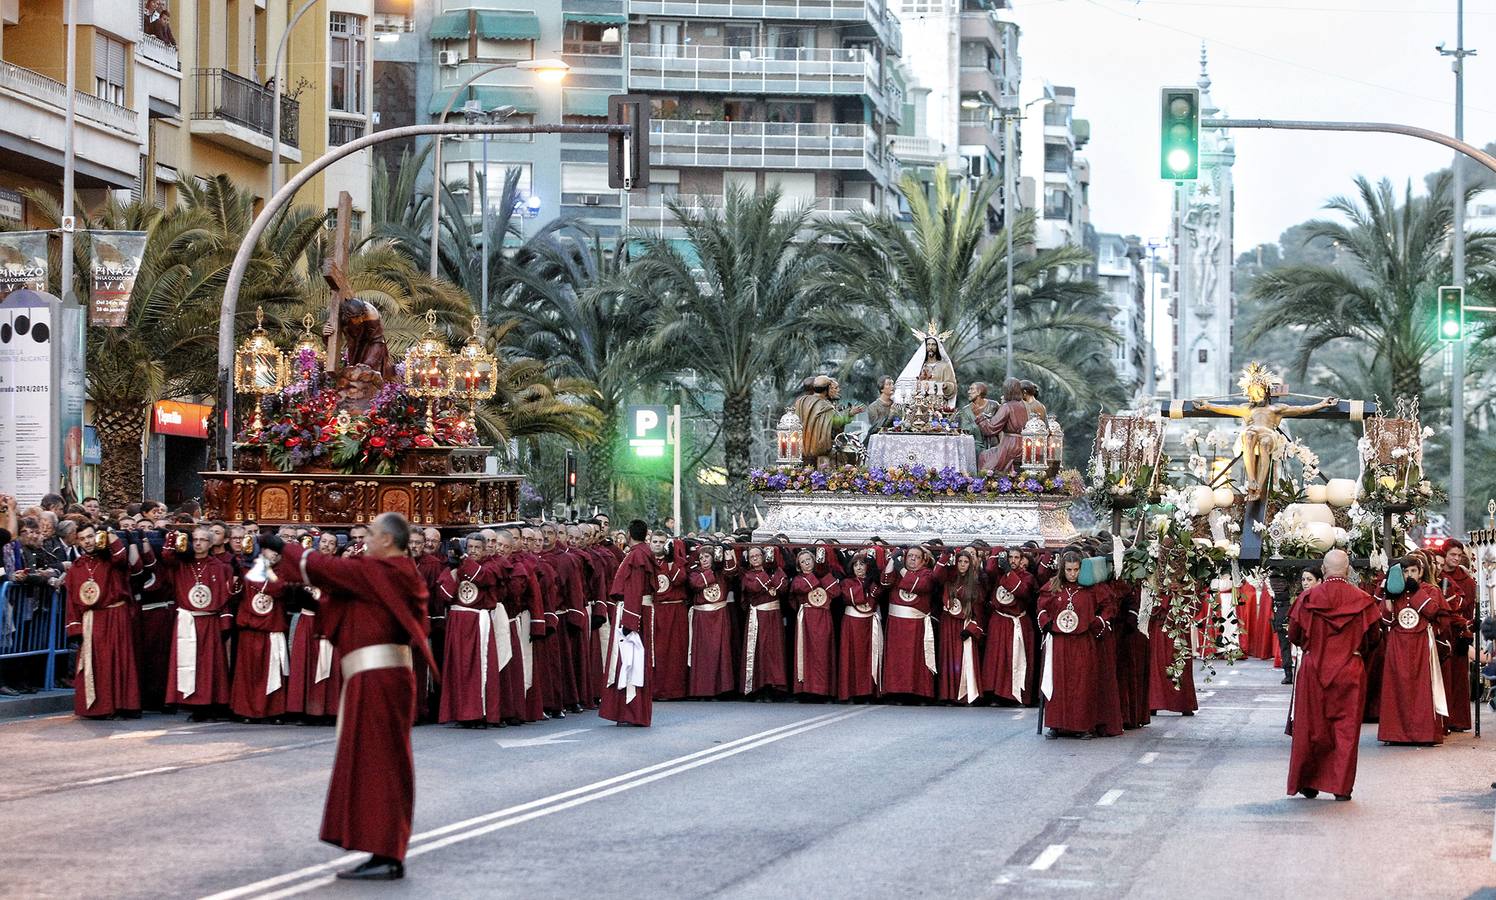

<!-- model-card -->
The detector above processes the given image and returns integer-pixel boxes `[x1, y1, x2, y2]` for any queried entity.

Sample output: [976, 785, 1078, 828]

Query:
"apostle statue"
[893, 322, 957, 412]
[863, 376, 896, 434]
[971, 379, 1028, 474]
[323, 296, 396, 380]
[1191, 363, 1337, 501]
[793, 376, 862, 468]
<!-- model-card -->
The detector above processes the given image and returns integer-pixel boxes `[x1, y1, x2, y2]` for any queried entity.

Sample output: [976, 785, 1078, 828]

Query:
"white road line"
[201, 709, 870, 900]
[1010, 712, 1025, 720]
[1197, 691, 1215, 699]
[1096, 789, 1124, 806]
[1162, 730, 1178, 738]
[108, 729, 172, 740]
[1029, 844, 1067, 871]
[1254, 695, 1287, 702]
[1138, 752, 1158, 765]
[67, 765, 181, 787]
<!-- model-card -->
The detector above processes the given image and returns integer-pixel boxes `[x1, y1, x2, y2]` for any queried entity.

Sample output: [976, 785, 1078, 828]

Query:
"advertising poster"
[0, 293, 55, 505]
[89, 230, 148, 326]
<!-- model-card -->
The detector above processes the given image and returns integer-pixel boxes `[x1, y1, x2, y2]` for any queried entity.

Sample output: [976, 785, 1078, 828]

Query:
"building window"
[563, 22, 620, 55]
[1198, 348, 1208, 363]
[1043, 187, 1071, 221]
[1044, 142, 1071, 174]
[447, 161, 531, 216]
[94, 33, 127, 105]
[330, 13, 366, 114]
[1043, 104, 1069, 127]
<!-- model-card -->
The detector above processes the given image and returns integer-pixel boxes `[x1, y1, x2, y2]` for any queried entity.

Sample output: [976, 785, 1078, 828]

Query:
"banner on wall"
[0, 231, 49, 300]
[89, 230, 148, 326]
[0, 291, 57, 506]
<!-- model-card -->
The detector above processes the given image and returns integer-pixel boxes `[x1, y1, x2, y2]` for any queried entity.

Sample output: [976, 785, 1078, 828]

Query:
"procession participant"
[601, 519, 656, 726]
[881, 545, 939, 700]
[836, 552, 883, 702]
[562, 524, 596, 712]
[493, 528, 541, 724]
[159, 526, 236, 719]
[981, 551, 1036, 707]
[582, 520, 615, 707]
[1286, 549, 1383, 801]
[1440, 540, 1477, 732]
[411, 530, 448, 722]
[1148, 585, 1199, 717]
[973, 379, 1029, 474]
[514, 525, 555, 720]
[1273, 570, 1315, 685]
[688, 543, 737, 698]
[1036, 552, 1107, 739]
[936, 548, 985, 705]
[286, 576, 341, 723]
[1377, 556, 1449, 745]
[343, 525, 368, 557]
[63, 524, 140, 718]
[788, 548, 838, 699]
[651, 533, 691, 701]
[260, 513, 435, 880]
[132, 527, 174, 711]
[229, 546, 293, 722]
[537, 524, 578, 716]
[438, 534, 503, 727]
[1115, 579, 1151, 729]
[739, 544, 789, 697]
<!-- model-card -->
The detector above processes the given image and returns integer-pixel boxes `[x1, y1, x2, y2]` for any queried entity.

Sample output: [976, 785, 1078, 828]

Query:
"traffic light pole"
[1211, 115, 1494, 536]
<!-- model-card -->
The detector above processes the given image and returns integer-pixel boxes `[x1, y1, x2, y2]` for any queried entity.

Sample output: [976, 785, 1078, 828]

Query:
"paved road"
[3, 659, 1493, 898]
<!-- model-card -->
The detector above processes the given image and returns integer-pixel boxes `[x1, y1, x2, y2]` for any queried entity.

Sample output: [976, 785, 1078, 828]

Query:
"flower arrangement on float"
[748, 464, 1086, 500]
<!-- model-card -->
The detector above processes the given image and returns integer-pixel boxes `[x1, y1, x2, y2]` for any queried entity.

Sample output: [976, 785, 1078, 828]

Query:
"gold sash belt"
[888, 604, 937, 674]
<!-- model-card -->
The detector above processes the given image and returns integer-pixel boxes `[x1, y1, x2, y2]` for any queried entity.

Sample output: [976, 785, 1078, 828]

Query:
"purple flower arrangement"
[748, 465, 1080, 500]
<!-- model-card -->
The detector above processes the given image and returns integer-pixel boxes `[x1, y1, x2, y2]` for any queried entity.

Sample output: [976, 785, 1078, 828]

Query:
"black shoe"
[1280, 675, 1293, 685]
[1297, 788, 1319, 799]
[1044, 728, 1059, 740]
[1334, 794, 1351, 802]
[336, 855, 404, 881]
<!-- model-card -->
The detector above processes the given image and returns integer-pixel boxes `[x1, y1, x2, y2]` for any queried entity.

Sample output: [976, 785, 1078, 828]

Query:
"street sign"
[1160, 87, 1200, 181]
[628, 404, 669, 457]
[608, 94, 651, 191]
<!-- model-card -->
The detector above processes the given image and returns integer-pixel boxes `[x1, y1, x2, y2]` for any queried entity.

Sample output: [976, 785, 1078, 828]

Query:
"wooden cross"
[321, 191, 354, 372]
[1156, 394, 1380, 562]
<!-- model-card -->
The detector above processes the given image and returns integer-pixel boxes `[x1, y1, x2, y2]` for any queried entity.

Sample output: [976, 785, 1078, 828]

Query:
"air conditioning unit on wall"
[438, 50, 461, 67]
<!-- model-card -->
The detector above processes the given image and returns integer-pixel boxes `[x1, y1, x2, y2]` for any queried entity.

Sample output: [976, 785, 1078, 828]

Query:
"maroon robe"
[1376, 583, 1448, 745]
[585, 546, 614, 707]
[981, 570, 1036, 706]
[132, 541, 173, 711]
[1037, 580, 1107, 735]
[1092, 581, 1124, 736]
[496, 553, 543, 722]
[880, 566, 938, 699]
[415, 553, 448, 721]
[739, 566, 789, 695]
[159, 548, 236, 708]
[560, 546, 595, 709]
[276, 543, 435, 862]
[438, 557, 502, 724]
[789, 571, 839, 697]
[975, 399, 1028, 473]
[600, 542, 656, 725]
[935, 566, 984, 704]
[1148, 592, 1199, 715]
[230, 574, 291, 720]
[836, 576, 883, 701]
[1441, 567, 1477, 731]
[529, 552, 565, 716]
[287, 586, 342, 718]
[64, 538, 140, 717]
[688, 564, 737, 698]
[652, 546, 691, 701]
[1286, 577, 1382, 798]
[1115, 583, 1151, 729]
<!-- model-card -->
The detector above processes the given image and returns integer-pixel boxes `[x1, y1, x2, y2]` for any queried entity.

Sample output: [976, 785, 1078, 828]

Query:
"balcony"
[651, 119, 881, 173]
[328, 116, 368, 147]
[629, 0, 901, 53]
[190, 69, 301, 163]
[562, 40, 622, 56]
[629, 44, 882, 100]
[137, 34, 179, 72]
[888, 134, 944, 167]
[627, 193, 875, 232]
[0, 59, 140, 188]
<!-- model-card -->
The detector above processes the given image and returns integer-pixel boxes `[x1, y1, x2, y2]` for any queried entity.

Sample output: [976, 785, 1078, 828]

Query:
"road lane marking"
[1029, 844, 1067, 871]
[1010, 712, 1025, 720]
[202, 709, 871, 900]
[493, 727, 595, 749]
[108, 729, 172, 740]
[67, 766, 181, 786]
[1162, 730, 1178, 738]
[1138, 752, 1158, 765]
[1096, 789, 1124, 806]
[1197, 691, 1215, 699]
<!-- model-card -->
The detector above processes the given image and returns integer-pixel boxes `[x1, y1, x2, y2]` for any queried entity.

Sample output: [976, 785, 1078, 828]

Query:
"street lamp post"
[1439, 2, 1476, 537]
[270, 0, 320, 197]
[59, 0, 78, 302]
[992, 94, 1048, 381]
[1144, 238, 1160, 398]
[429, 58, 568, 278]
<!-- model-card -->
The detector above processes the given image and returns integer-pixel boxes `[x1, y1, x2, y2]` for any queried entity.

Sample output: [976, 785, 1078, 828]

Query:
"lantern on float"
[1046, 415, 1064, 469]
[448, 315, 498, 439]
[401, 310, 454, 436]
[1020, 417, 1050, 473]
[776, 408, 804, 466]
[290, 312, 326, 378]
[233, 306, 287, 433]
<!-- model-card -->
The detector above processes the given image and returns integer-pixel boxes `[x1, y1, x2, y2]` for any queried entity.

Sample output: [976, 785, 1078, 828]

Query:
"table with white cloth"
[866, 433, 978, 475]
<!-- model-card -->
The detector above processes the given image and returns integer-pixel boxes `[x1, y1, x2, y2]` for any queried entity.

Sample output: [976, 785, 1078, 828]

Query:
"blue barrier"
[0, 580, 66, 691]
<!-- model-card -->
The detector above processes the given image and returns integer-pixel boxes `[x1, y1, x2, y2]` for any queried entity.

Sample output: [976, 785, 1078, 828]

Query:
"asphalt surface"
[3, 659, 1494, 899]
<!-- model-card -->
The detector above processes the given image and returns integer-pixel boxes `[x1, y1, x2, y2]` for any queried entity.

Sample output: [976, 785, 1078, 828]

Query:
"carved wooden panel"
[258, 486, 291, 521]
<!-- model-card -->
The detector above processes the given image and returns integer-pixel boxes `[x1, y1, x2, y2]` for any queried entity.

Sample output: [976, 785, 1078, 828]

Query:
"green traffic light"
[1159, 87, 1200, 181]
[1442, 318, 1461, 338]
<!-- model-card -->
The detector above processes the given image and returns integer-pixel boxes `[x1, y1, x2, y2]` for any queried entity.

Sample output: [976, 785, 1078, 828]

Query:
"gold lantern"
[448, 315, 498, 437]
[401, 309, 454, 436]
[290, 312, 326, 377]
[233, 306, 287, 433]
[1020, 416, 1050, 473]
[775, 408, 804, 466]
[1046, 415, 1064, 469]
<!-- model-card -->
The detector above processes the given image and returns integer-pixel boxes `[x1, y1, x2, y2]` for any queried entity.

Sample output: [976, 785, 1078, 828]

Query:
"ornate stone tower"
[1169, 45, 1236, 400]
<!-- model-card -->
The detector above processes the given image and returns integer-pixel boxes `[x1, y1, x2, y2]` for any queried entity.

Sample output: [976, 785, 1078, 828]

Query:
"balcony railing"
[562, 40, 622, 56]
[0, 59, 137, 134]
[628, 193, 875, 231]
[191, 68, 299, 148]
[329, 116, 367, 147]
[629, 43, 881, 97]
[630, 0, 902, 51]
[888, 134, 943, 165]
[137, 34, 179, 71]
[650, 119, 879, 170]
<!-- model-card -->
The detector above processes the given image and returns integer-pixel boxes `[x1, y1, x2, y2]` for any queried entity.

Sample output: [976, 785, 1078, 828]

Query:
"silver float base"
[752, 493, 1080, 546]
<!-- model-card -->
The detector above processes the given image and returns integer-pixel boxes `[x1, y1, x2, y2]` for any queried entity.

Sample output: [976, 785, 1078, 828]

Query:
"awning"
[563, 12, 627, 25]
[428, 85, 539, 116]
[429, 11, 468, 40]
[475, 11, 540, 40]
[563, 89, 611, 118]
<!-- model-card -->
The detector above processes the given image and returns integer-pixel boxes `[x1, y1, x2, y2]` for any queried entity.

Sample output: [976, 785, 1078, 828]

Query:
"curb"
[0, 689, 75, 719]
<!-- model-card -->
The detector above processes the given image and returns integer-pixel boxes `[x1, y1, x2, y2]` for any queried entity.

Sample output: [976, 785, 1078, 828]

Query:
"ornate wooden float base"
[752, 493, 1079, 546]
[201, 469, 520, 529]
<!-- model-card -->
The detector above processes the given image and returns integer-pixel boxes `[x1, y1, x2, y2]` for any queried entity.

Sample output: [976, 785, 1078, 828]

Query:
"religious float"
[201, 302, 519, 529]
[752, 323, 1083, 545]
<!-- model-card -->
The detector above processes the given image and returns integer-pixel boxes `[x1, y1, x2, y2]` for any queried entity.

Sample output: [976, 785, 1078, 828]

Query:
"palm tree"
[810, 165, 1118, 405]
[499, 233, 657, 506]
[1245, 174, 1496, 402]
[627, 187, 829, 516]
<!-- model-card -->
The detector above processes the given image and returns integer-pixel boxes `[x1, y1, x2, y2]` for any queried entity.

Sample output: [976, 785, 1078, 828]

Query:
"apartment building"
[0, 0, 372, 230]
[374, 0, 904, 239]
[1028, 82, 1088, 250]
[1095, 231, 1146, 393]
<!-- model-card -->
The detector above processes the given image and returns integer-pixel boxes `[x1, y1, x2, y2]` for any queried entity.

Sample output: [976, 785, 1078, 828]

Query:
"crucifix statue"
[321, 191, 395, 380]
[1159, 361, 1378, 562]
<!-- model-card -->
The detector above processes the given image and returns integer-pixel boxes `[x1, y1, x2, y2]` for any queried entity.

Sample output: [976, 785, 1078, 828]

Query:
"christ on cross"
[1191, 363, 1337, 501]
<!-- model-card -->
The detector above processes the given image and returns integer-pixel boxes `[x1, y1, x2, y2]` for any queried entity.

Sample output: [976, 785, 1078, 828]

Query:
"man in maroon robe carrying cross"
[261, 512, 436, 880]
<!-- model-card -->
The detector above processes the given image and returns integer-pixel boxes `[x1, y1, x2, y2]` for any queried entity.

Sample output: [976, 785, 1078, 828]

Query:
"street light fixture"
[270, 0, 321, 197]
[429, 57, 570, 278]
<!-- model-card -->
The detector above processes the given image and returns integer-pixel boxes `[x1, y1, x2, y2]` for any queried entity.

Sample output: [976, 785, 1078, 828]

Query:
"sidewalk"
[0, 688, 74, 720]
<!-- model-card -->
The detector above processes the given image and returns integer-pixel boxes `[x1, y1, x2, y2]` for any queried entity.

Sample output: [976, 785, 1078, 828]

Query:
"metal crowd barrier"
[0, 581, 66, 691]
